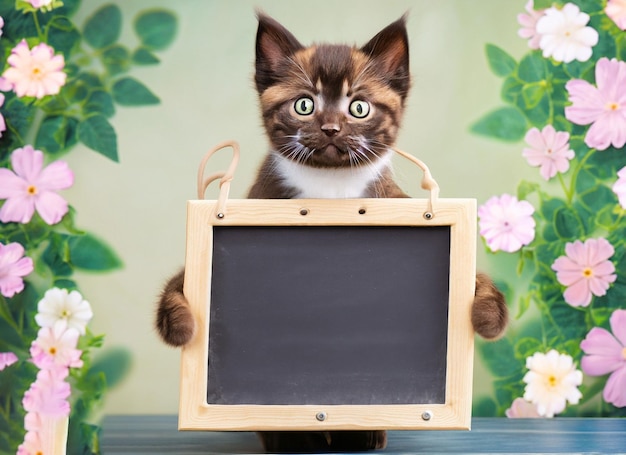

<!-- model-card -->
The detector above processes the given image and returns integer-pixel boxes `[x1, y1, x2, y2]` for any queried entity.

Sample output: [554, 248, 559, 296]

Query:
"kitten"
[156, 13, 508, 452]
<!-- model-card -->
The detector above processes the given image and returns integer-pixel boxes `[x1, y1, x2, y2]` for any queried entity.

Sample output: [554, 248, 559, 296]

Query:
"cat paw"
[472, 273, 508, 340]
[156, 270, 196, 347]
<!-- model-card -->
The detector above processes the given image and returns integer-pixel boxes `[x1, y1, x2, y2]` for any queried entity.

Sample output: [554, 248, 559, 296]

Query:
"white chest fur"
[272, 151, 393, 199]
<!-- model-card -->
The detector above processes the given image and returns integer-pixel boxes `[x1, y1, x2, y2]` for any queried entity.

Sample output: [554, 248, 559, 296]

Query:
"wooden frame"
[179, 197, 476, 431]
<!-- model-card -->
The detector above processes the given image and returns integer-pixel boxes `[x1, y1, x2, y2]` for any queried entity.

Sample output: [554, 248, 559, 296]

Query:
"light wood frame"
[179, 197, 476, 431]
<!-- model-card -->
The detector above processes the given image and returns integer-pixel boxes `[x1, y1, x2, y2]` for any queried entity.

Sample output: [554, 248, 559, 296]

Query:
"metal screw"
[423, 212, 433, 220]
[358, 208, 366, 215]
[421, 410, 433, 421]
[300, 209, 309, 216]
[216, 212, 225, 219]
[316, 412, 327, 422]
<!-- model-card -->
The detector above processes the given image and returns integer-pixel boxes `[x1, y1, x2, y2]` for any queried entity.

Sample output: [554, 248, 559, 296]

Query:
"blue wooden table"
[100, 415, 625, 454]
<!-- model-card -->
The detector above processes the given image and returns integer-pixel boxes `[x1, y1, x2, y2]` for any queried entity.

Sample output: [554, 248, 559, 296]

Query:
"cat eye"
[294, 97, 314, 115]
[349, 100, 370, 118]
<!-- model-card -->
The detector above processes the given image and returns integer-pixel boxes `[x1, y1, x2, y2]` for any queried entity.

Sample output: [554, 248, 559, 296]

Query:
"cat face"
[255, 14, 410, 169]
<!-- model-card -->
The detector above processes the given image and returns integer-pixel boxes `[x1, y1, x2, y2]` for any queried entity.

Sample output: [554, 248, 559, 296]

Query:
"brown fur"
[156, 12, 508, 452]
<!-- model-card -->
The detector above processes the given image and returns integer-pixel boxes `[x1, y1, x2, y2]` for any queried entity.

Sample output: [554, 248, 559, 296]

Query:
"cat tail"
[472, 273, 508, 340]
[156, 268, 196, 347]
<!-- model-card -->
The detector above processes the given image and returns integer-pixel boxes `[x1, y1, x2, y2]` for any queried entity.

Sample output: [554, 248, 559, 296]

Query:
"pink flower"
[518, 0, 545, 50]
[30, 321, 83, 370]
[27, 0, 54, 8]
[565, 58, 626, 150]
[613, 166, 626, 209]
[0, 145, 74, 225]
[0, 92, 6, 137]
[478, 194, 536, 253]
[552, 238, 617, 307]
[17, 430, 45, 455]
[0, 241, 34, 298]
[606, 0, 626, 30]
[0, 351, 18, 370]
[0, 16, 3, 37]
[2, 40, 66, 99]
[522, 125, 575, 180]
[580, 309, 626, 408]
[22, 368, 70, 417]
[505, 397, 541, 418]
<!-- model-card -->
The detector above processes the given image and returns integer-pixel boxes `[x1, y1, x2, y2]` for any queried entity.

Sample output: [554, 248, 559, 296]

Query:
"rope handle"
[392, 147, 440, 219]
[197, 140, 240, 218]
[197, 141, 439, 219]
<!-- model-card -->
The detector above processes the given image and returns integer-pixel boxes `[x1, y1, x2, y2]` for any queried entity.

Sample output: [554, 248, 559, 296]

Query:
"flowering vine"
[0, 1, 177, 453]
[473, 0, 626, 418]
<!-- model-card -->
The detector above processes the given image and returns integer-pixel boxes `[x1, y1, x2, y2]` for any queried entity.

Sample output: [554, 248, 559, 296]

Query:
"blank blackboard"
[179, 198, 476, 431]
[207, 226, 450, 405]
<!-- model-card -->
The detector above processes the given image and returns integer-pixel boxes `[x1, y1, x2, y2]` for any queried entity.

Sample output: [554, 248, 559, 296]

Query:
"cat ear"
[361, 15, 410, 97]
[255, 12, 304, 93]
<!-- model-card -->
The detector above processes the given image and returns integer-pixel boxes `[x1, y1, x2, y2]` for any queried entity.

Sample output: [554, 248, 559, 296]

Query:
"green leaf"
[479, 338, 521, 377]
[564, 59, 595, 80]
[42, 234, 73, 277]
[516, 294, 532, 319]
[46, 16, 81, 59]
[514, 337, 543, 359]
[517, 180, 540, 200]
[473, 396, 497, 417]
[77, 115, 118, 162]
[84, 90, 116, 118]
[500, 75, 523, 104]
[518, 92, 551, 127]
[534, 0, 559, 8]
[35, 115, 79, 156]
[90, 347, 132, 389]
[553, 206, 585, 240]
[83, 4, 122, 49]
[470, 107, 527, 142]
[112, 77, 160, 106]
[518, 52, 547, 83]
[521, 82, 547, 109]
[485, 44, 517, 77]
[68, 233, 123, 271]
[101, 44, 131, 76]
[132, 47, 160, 65]
[579, 185, 616, 212]
[0, 95, 36, 154]
[134, 9, 178, 51]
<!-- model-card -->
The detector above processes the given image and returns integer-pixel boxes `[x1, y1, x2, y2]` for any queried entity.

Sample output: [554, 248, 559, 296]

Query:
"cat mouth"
[322, 144, 345, 156]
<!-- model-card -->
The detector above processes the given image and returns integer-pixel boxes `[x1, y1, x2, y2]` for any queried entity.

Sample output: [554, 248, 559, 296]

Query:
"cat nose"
[321, 123, 340, 137]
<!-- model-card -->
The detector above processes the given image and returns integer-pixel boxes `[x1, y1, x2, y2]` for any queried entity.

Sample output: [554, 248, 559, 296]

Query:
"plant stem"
[566, 145, 595, 205]
[31, 11, 43, 40]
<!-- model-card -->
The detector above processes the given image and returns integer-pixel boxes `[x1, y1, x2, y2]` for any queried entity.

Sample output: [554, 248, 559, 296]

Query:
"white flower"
[523, 350, 583, 417]
[35, 287, 93, 335]
[536, 3, 599, 63]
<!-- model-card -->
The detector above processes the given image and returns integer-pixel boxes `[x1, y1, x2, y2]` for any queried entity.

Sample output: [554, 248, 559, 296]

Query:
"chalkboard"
[179, 198, 476, 431]
[208, 225, 450, 406]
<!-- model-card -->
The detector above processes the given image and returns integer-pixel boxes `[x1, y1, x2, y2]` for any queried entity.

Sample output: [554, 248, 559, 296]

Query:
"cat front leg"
[472, 273, 508, 340]
[156, 268, 196, 347]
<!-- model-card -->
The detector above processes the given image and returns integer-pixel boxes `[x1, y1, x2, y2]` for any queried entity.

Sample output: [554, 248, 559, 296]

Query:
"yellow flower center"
[31, 65, 43, 80]
[547, 375, 558, 387]
[27, 185, 37, 195]
[546, 148, 553, 155]
[49, 347, 57, 355]
[583, 267, 593, 278]
[622, 347, 626, 360]
[61, 309, 71, 317]
[607, 102, 620, 111]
